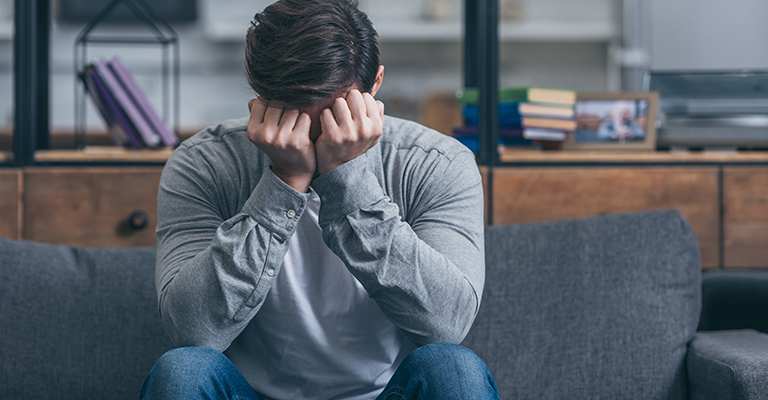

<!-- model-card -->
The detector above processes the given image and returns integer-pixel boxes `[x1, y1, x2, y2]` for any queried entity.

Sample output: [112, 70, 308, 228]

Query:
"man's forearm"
[157, 218, 287, 351]
[321, 208, 484, 346]
[156, 154, 308, 351]
[312, 148, 485, 346]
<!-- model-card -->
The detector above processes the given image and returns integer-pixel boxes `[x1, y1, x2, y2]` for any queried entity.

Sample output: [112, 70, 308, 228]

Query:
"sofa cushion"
[687, 330, 768, 399]
[463, 210, 701, 400]
[0, 238, 174, 400]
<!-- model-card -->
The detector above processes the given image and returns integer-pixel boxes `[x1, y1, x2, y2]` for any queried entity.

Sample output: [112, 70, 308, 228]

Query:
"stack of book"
[79, 56, 179, 149]
[453, 87, 577, 152]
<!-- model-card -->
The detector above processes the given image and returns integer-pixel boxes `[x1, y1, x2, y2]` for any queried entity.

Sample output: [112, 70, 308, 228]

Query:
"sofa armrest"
[699, 269, 768, 334]
[688, 330, 768, 400]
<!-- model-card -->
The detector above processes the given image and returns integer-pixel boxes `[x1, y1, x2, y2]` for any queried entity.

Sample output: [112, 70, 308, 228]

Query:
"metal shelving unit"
[464, 0, 499, 224]
[11, 0, 180, 167]
[12, 0, 48, 166]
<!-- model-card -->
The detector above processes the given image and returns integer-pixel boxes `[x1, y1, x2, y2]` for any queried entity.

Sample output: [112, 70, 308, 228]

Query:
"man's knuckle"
[287, 140, 303, 151]
[253, 127, 266, 139]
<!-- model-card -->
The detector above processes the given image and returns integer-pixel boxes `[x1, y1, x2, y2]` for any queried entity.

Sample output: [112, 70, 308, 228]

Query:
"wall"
[650, 0, 768, 70]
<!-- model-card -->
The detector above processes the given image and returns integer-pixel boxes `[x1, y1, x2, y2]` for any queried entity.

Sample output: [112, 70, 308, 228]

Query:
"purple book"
[85, 67, 145, 149]
[108, 56, 179, 147]
[93, 59, 161, 147]
[79, 69, 128, 146]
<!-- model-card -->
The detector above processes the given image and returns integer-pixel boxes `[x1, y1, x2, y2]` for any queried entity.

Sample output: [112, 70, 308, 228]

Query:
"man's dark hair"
[245, 0, 380, 109]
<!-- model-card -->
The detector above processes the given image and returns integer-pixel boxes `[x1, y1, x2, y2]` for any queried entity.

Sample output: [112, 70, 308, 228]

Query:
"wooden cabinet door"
[0, 169, 21, 240]
[491, 167, 720, 268]
[723, 166, 768, 268]
[23, 167, 163, 247]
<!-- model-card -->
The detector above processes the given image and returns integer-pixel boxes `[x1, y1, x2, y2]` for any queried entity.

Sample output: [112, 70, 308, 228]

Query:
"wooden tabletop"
[499, 149, 768, 164]
[34, 147, 175, 163]
[5, 147, 768, 165]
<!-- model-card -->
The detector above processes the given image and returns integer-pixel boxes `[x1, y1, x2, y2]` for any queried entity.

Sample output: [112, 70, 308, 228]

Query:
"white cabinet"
[200, 0, 271, 42]
[0, 0, 12, 41]
[0, 24, 10, 41]
[201, 0, 617, 43]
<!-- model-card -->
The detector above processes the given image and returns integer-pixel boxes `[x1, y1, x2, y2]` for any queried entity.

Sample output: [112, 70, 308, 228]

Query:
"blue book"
[452, 126, 525, 138]
[453, 126, 566, 142]
[453, 136, 535, 153]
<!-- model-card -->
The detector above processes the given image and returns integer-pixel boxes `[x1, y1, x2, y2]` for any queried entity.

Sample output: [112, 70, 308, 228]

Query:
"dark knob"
[128, 211, 149, 230]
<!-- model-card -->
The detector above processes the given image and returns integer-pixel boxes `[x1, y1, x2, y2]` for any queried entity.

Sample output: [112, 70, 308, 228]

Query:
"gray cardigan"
[155, 115, 486, 351]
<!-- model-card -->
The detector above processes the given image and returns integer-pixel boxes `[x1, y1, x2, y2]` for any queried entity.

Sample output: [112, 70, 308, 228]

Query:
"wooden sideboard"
[723, 166, 768, 268]
[481, 150, 768, 269]
[23, 167, 163, 247]
[1, 166, 163, 248]
[1, 149, 767, 269]
[0, 170, 21, 240]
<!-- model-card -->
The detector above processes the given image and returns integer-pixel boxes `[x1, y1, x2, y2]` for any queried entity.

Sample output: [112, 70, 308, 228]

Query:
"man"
[140, 0, 498, 399]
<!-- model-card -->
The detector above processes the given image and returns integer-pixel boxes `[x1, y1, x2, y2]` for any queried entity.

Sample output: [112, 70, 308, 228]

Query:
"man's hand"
[316, 90, 384, 176]
[247, 98, 316, 192]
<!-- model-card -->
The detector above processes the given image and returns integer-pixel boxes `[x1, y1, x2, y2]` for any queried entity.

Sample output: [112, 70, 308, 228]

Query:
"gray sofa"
[1, 209, 767, 399]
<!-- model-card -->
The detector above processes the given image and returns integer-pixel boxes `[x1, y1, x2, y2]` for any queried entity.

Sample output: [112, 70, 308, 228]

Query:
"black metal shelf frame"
[13, 0, 49, 166]
[464, 0, 499, 225]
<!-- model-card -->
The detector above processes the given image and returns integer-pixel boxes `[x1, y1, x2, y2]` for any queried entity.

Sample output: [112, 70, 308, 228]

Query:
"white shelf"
[0, 22, 12, 41]
[354, 20, 463, 41]
[500, 20, 616, 42]
[204, 20, 251, 42]
[205, 19, 616, 43]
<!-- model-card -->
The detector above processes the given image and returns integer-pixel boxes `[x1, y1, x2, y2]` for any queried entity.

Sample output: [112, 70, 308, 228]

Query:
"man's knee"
[389, 344, 499, 399]
[151, 347, 228, 379]
[140, 347, 232, 399]
[404, 343, 493, 381]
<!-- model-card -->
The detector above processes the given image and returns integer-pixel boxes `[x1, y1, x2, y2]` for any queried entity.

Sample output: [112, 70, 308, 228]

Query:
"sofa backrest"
[463, 210, 702, 400]
[0, 239, 174, 400]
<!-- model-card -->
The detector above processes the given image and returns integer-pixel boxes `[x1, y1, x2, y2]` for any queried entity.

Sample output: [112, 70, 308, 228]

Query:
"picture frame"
[563, 91, 659, 151]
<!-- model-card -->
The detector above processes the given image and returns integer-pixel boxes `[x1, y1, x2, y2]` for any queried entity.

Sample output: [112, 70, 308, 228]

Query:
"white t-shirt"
[225, 189, 416, 400]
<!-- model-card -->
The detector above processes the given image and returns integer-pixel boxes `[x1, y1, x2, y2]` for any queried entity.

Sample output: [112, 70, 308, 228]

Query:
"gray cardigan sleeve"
[311, 145, 486, 347]
[155, 143, 308, 351]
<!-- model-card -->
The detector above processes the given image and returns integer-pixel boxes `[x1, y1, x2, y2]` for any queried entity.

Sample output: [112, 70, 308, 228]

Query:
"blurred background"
[1, 0, 768, 137]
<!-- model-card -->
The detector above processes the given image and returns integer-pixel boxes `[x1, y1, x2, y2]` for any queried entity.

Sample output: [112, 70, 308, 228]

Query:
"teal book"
[457, 87, 577, 106]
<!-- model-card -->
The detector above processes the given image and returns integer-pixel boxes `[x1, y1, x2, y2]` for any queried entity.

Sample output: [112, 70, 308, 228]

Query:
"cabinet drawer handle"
[128, 211, 149, 230]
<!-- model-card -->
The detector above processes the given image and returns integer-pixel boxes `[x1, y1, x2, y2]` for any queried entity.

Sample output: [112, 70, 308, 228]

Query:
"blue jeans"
[140, 344, 499, 400]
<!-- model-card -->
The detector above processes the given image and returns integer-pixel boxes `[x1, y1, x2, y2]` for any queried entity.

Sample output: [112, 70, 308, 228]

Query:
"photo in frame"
[563, 91, 659, 151]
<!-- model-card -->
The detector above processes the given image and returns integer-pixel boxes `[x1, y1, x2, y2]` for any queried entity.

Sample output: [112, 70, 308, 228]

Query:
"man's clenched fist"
[247, 98, 316, 193]
[316, 90, 384, 175]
